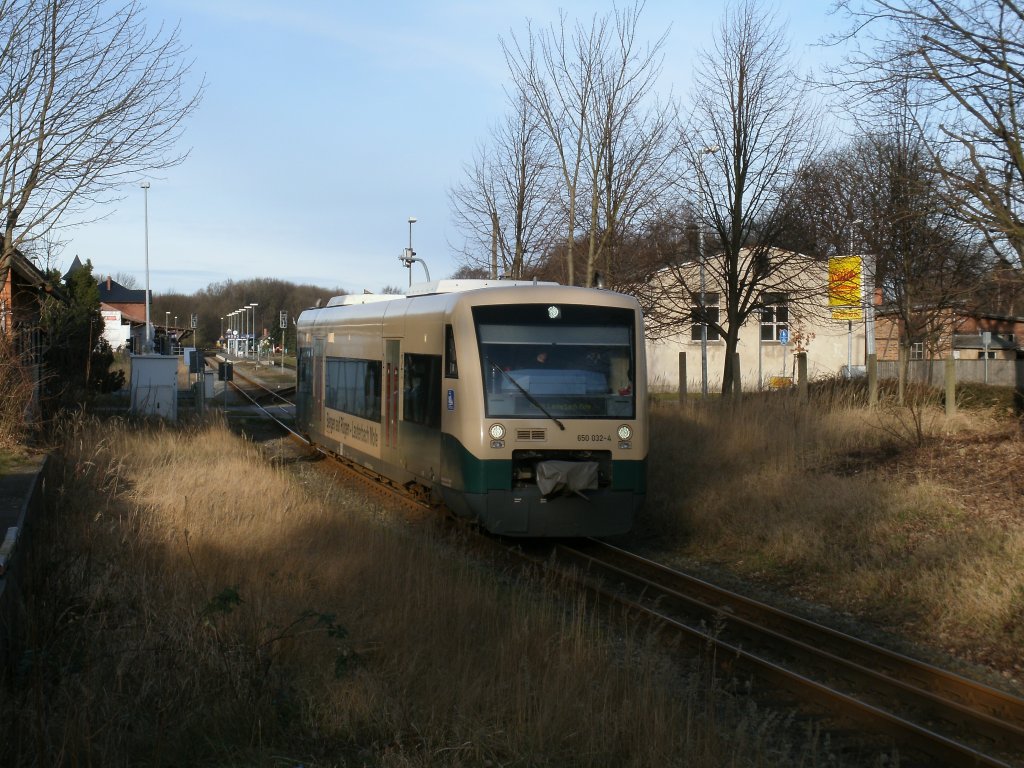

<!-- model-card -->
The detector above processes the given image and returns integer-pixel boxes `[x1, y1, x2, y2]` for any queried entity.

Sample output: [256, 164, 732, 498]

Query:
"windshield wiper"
[490, 362, 565, 431]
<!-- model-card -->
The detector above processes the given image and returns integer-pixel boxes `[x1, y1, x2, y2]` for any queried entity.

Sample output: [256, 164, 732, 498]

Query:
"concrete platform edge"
[0, 453, 49, 672]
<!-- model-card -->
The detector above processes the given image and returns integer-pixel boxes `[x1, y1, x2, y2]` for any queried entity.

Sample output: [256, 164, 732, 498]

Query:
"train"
[294, 279, 648, 537]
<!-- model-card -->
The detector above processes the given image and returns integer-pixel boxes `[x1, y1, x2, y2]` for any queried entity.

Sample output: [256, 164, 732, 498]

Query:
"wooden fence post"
[898, 345, 906, 406]
[867, 353, 878, 407]
[732, 352, 742, 402]
[678, 352, 688, 404]
[945, 357, 956, 417]
[797, 352, 808, 403]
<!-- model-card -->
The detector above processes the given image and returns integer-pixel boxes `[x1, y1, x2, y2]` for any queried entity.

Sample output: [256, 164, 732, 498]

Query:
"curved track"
[541, 539, 1024, 767]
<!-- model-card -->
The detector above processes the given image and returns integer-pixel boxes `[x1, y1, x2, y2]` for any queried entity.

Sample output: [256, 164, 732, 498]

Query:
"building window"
[690, 292, 720, 341]
[979, 350, 996, 360]
[760, 293, 789, 342]
[910, 342, 925, 360]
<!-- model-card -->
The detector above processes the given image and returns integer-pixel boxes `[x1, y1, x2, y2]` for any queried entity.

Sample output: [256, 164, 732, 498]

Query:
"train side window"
[444, 324, 458, 379]
[403, 353, 442, 429]
[325, 357, 382, 422]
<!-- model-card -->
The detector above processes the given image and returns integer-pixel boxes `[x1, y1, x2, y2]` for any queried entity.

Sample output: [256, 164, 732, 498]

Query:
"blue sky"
[57, 1, 847, 297]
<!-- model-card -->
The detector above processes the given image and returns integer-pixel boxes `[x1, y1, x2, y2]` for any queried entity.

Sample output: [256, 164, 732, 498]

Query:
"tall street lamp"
[220, 316, 224, 345]
[141, 181, 152, 353]
[848, 218, 864, 374]
[696, 144, 720, 398]
[243, 305, 251, 356]
[249, 303, 259, 364]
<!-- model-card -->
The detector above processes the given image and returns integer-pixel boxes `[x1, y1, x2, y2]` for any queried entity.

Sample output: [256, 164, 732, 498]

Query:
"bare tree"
[834, 0, 1024, 265]
[113, 271, 138, 289]
[655, 0, 821, 393]
[774, 149, 857, 260]
[0, 0, 201, 261]
[448, 90, 559, 279]
[501, 3, 672, 287]
[580, 5, 675, 288]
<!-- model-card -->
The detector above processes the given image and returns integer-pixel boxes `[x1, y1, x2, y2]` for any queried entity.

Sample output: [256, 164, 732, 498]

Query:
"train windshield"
[474, 303, 636, 420]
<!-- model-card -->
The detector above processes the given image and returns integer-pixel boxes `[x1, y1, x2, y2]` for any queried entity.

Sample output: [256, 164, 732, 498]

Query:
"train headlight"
[489, 423, 506, 440]
[617, 424, 632, 441]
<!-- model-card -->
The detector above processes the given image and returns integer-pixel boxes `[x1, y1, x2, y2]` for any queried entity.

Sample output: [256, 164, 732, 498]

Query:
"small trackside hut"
[295, 279, 648, 537]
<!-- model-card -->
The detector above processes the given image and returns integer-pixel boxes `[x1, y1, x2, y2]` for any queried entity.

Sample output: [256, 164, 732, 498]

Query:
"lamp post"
[141, 181, 152, 353]
[696, 144, 720, 399]
[220, 316, 224, 346]
[698, 228, 709, 399]
[249, 303, 259, 365]
[239, 306, 247, 355]
[245, 305, 252, 357]
[848, 218, 863, 374]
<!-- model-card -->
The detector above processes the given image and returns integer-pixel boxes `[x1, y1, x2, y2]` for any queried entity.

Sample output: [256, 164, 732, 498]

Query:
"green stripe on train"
[440, 434, 646, 494]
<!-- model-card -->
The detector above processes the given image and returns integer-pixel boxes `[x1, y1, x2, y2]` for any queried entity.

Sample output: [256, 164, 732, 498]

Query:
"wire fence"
[876, 358, 1024, 388]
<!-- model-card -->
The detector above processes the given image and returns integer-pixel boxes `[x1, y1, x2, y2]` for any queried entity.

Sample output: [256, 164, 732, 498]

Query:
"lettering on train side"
[325, 411, 380, 448]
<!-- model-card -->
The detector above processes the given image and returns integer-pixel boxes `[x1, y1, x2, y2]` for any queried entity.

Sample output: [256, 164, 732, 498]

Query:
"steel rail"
[547, 538, 1023, 768]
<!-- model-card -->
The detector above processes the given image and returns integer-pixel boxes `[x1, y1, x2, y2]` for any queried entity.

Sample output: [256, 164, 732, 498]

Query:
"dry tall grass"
[2, 415, 806, 767]
[0, 336, 34, 449]
[644, 392, 1024, 677]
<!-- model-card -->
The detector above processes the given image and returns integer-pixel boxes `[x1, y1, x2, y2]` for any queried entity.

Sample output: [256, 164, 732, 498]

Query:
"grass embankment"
[2, 416, 793, 767]
[643, 385, 1024, 679]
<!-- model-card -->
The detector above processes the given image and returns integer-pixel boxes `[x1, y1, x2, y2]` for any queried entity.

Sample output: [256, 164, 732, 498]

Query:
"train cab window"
[444, 324, 458, 378]
[403, 353, 442, 429]
[473, 303, 636, 420]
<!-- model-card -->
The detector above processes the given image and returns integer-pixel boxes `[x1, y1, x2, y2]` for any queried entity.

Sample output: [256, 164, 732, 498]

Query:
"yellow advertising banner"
[828, 255, 863, 320]
[831, 306, 863, 321]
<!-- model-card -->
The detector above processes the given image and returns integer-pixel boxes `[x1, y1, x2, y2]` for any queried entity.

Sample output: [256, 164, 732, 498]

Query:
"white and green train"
[295, 279, 647, 537]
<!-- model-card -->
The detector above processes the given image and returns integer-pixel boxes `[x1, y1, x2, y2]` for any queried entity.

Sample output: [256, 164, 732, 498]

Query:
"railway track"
[540, 538, 1024, 767]
[215, 355, 437, 514]
[209, 354, 298, 421]
[211, 354, 1024, 766]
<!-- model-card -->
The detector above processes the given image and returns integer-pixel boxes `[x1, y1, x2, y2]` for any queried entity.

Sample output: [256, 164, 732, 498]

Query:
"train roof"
[406, 278, 559, 295]
[323, 279, 560, 308]
[300, 281, 641, 327]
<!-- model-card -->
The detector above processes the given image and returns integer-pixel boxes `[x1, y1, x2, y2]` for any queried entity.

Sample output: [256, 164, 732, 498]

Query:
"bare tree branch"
[0, 0, 202, 261]
[833, 0, 1024, 264]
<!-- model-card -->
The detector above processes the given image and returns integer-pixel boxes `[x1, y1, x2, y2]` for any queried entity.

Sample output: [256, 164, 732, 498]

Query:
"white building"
[643, 248, 869, 393]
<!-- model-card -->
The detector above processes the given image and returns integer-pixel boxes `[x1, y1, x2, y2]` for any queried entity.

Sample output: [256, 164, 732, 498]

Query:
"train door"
[383, 339, 401, 464]
[312, 336, 325, 429]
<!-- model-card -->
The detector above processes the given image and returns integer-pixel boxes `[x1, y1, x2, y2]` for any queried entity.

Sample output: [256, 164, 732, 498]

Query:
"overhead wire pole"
[399, 216, 430, 286]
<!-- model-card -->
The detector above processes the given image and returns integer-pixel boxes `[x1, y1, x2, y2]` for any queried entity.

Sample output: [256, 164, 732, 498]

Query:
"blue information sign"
[447, 389, 455, 411]
[779, 329, 789, 345]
